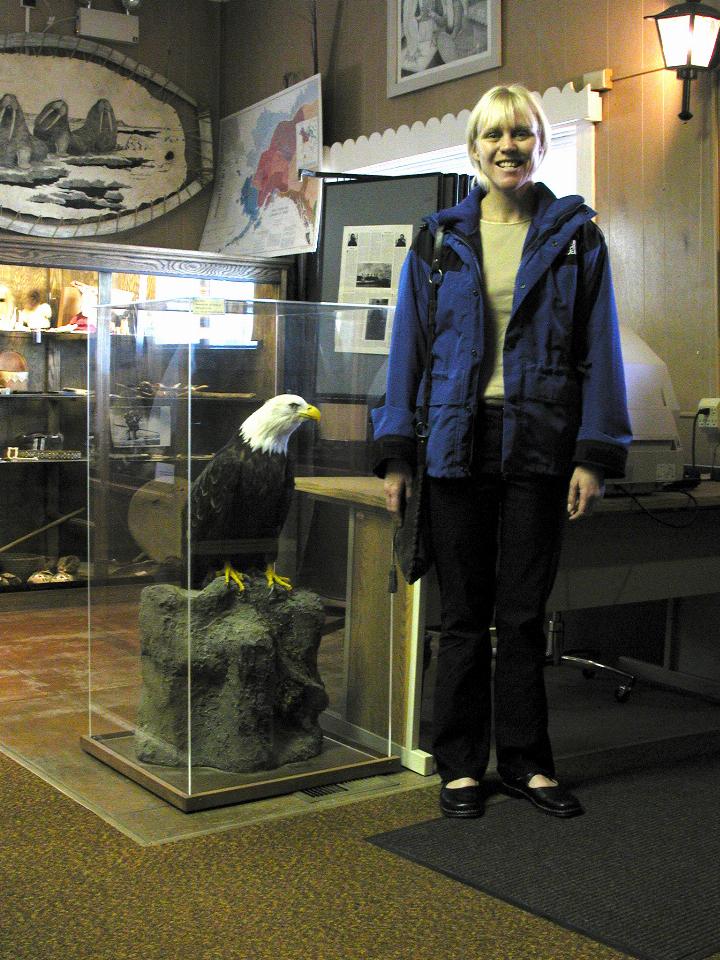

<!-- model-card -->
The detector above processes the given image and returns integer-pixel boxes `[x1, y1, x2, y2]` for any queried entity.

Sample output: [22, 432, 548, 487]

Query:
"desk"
[547, 483, 720, 702]
[295, 477, 720, 774]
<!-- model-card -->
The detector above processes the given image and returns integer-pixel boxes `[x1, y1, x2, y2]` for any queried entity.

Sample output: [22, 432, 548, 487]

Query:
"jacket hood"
[424, 183, 595, 237]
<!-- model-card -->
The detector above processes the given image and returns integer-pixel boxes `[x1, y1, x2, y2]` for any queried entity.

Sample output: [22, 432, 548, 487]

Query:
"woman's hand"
[383, 460, 413, 519]
[567, 465, 604, 521]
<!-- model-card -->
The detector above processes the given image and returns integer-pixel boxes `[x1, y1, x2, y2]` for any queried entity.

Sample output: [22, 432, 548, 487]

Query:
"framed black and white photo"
[109, 403, 171, 449]
[387, 0, 502, 98]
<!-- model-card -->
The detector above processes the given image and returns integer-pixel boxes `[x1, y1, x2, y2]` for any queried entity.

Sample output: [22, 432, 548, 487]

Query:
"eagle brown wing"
[186, 433, 294, 587]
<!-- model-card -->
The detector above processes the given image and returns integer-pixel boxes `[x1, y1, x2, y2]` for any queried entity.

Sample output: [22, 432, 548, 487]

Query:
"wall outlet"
[697, 398, 720, 429]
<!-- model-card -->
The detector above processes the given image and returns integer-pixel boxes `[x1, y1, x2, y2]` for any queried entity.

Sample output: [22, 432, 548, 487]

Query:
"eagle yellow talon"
[223, 564, 246, 591]
[265, 564, 292, 591]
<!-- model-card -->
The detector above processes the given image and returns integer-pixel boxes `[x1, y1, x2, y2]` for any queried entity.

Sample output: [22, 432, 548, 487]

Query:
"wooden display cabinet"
[0, 235, 290, 596]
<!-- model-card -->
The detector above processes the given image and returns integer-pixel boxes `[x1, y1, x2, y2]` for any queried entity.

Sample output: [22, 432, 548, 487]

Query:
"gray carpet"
[370, 756, 720, 960]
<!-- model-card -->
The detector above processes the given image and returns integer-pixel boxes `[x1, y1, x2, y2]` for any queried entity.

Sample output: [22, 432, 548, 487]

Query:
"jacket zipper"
[445, 228, 484, 471]
[442, 210, 587, 474]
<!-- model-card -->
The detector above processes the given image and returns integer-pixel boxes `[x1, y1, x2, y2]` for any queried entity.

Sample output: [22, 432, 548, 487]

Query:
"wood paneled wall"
[0, 1, 715, 407]
[598, 70, 718, 410]
[223, 0, 719, 410]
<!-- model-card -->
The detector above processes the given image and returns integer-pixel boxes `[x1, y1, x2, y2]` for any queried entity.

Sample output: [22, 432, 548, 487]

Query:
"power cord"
[613, 484, 699, 528]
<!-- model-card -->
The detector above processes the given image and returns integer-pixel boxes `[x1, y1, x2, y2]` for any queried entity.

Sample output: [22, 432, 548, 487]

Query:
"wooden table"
[295, 476, 427, 771]
[295, 477, 720, 775]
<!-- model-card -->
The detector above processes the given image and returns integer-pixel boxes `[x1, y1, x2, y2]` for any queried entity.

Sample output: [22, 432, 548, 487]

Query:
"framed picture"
[0, 34, 212, 237]
[387, 0, 502, 98]
[109, 403, 171, 449]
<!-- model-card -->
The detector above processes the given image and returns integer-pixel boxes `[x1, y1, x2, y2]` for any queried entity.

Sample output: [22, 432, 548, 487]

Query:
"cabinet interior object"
[0, 328, 87, 585]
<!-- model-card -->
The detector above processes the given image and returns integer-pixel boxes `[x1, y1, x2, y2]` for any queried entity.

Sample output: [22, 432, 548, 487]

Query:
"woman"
[372, 84, 631, 820]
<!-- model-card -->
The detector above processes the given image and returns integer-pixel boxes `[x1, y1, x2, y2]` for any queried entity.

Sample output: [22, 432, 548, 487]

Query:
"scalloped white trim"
[323, 83, 601, 172]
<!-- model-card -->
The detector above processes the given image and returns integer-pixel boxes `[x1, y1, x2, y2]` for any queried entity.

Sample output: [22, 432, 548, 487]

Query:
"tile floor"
[2, 583, 720, 846]
[0, 583, 418, 845]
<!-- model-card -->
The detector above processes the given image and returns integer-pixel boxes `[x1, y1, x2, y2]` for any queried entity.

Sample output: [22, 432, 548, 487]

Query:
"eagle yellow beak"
[301, 404, 321, 422]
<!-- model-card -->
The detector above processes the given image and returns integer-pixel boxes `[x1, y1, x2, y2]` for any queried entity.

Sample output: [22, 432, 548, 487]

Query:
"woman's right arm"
[371, 245, 430, 495]
[383, 459, 413, 519]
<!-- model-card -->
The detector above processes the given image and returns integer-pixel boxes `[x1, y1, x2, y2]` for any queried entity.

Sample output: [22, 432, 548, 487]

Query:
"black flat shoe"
[499, 773, 583, 818]
[439, 784, 483, 819]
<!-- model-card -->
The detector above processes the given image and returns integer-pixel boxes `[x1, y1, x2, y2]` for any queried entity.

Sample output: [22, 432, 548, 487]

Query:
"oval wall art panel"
[0, 33, 213, 237]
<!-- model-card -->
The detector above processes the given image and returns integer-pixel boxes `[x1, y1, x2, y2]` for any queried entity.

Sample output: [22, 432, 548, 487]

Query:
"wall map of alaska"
[201, 74, 321, 260]
[236, 103, 319, 247]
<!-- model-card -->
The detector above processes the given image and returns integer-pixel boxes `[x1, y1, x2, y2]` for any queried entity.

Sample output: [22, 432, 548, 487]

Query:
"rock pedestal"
[134, 576, 329, 773]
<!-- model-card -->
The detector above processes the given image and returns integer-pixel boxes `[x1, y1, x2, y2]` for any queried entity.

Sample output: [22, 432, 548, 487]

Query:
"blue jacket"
[372, 184, 632, 479]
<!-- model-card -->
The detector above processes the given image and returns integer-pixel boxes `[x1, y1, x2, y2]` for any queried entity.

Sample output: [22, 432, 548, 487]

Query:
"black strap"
[416, 225, 444, 468]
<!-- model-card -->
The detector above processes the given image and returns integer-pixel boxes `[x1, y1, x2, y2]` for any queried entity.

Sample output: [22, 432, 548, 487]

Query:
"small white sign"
[191, 298, 225, 315]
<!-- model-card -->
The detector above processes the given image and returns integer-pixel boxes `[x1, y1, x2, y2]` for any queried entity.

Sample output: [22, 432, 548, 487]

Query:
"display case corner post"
[90, 284, 113, 580]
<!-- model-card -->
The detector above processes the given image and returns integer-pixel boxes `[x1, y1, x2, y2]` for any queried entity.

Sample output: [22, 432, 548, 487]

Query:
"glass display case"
[80, 295, 403, 810]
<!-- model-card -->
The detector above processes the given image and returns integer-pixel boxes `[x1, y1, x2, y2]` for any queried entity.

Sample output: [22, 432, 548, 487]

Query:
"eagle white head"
[240, 394, 321, 454]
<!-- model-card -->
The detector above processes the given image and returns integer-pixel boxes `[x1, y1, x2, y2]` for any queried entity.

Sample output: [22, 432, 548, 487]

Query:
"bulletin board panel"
[312, 173, 459, 402]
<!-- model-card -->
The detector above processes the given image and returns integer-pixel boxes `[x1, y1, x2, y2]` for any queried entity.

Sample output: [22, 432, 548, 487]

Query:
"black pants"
[427, 406, 567, 784]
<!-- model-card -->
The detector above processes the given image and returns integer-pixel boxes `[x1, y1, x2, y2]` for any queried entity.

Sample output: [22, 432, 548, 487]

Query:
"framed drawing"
[109, 402, 171, 449]
[387, 0, 502, 98]
[0, 33, 213, 237]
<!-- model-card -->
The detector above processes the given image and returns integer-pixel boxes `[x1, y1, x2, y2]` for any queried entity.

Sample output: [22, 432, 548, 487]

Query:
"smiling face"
[472, 117, 541, 196]
[466, 85, 550, 198]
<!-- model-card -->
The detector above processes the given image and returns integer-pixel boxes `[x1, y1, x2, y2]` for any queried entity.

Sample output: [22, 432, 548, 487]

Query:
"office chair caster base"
[561, 653, 637, 703]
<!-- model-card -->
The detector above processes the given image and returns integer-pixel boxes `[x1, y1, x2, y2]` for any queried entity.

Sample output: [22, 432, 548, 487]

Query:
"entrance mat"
[369, 756, 720, 960]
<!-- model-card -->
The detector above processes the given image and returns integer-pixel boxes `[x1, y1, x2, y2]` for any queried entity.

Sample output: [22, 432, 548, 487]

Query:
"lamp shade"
[647, 0, 720, 70]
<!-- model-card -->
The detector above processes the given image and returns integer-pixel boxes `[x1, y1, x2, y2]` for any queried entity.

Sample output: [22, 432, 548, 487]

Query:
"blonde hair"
[465, 84, 551, 189]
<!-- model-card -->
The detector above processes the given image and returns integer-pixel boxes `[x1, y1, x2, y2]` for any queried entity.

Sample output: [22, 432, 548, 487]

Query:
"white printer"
[608, 324, 686, 493]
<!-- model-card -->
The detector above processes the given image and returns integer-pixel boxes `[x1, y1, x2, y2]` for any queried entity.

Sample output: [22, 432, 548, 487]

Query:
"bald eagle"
[186, 394, 320, 591]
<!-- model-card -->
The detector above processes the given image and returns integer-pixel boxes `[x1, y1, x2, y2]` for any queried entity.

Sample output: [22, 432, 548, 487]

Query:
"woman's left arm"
[572, 225, 633, 480]
[567, 464, 604, 521]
